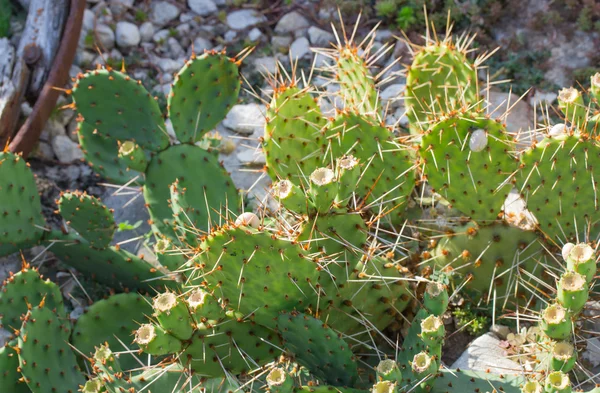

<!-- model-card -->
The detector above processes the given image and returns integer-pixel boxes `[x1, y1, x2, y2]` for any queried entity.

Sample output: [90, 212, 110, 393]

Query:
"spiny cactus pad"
[334, 48, 379, 115]
[0, 152, 45, 256]
[144, 144, 239, 240]
[277, 311, 358, 387]
[0, 266, 65, 330]
[168, 52, 241, 143]
[517, 133, 600, 242]
[432, 369, 523, 393]
[72, 293, 152, 370]
[72, 68, 169, 151]
[191, 225, 320, 327]
[57, 191, 116, 248]
[419, 115, 517, 221]
[0, 339, 29, 393]
[264, 86, 327, 181]
[17, 304, 85, 393]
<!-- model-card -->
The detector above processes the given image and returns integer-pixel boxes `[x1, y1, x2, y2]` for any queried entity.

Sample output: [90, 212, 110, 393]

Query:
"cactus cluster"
[1, 13, 600, 393]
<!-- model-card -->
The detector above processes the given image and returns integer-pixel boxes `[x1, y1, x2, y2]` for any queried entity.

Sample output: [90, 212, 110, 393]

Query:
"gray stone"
[451, 333, 523, 373]
[153, 29, 170, 44]
[55, 96, 75, 126]
[544, 31, 596, 87]
[92, 24, 115, 50]
[101, 189, 151, 254]
[52, 135, 84, 163]
[156, 57, 184, 73]
[20, 101, 33, 117]
[139, 22, 154, 42]
[380, 84, 405, 104]
[43, 119, 66, 139]
[150, 1, 181, 26]
[274, 11, 310, 35]
[222, 104, 265, 135]
[191, 36, 212, 53]
[167, 37, 185, 58]
[188, 0, 217, 16]
[289, 37, 310, 59]
[583, 337, 600, 368]
[223, 30, 237, 43]
[0, 328, 12, 347]
[115, 21, 141, 48]
[486, 88, 533, 141]
[490, 324, 511, 340]
[226, 9, 266, 31]
[248, 27, 263, 42]
[83, 9, 95, 31]
[33, 141, 56, 160]
[308, 26, 334, 46]
[237, 148, 266, 166]
[529, 90, 558, 108]
[109, 0, 134, 14]
[253, 57, 277, 74]
[272, 35, 292, 52]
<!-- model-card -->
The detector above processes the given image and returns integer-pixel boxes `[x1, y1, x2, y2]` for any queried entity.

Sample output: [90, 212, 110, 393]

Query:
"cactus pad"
[168, 52, 241, 143]
[433, 369, 523, 393]
[0, 152, 45, 256]
[57, 191, 116, 248]
[17, 303, 85, 393]
[419, 115, 517, 221]
[0, 339, 29, 393]
[277, 311, 358, 387]
[144, 144, 239, 240]
[334, 48, 379, 115]
[72, 68, 169, 151]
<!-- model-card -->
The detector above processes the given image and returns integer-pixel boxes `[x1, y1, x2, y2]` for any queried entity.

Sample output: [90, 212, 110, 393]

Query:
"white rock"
[549, 123, 567, 137]
[191, 36, 212, 53]
[167, 37, 185, 58]
[307, 26, 334, 46]
[222, 104, 265, 135]
[274, 11, 310, 34]
[115, 21, 140, 48]
[150, 1, 181, 26]
[237, 149, 266, 166]
[153, 29, 170, 44]
[55, 96, 75, 126]
[109, 0, 134, 14]
[223, 30, 237, 43]
[139, 22, 154, 42]
[451, 333, 523, 373]
[530, 90, 558, 108]
[226, 9, 266, 31]
[187, 0, 217, 16]
[248, 27, 263, 42]
[20, 101, 33, 117]
[43, 119, 66, 138]
[380, 84, 406, 102]
[253, 57, 277, 74]
[156, 57, 184, 73]
[52, 135, 84, 163]
[272, 35, 292, 51]
[83, 9, 95, 31]
[93, 24, 115, 50]
[289, 37, 310, 59]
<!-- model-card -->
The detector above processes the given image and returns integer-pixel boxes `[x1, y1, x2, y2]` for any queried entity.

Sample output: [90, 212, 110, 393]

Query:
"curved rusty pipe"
[9, 0, 85, 157]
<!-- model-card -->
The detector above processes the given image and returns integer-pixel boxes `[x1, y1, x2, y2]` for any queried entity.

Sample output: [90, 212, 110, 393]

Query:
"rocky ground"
[2, 0, 600, 379]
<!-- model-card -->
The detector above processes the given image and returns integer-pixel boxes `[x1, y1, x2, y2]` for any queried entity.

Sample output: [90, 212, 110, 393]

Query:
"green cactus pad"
[295, 387, 364, 393]
[277, 311, 358, 387]
[264, 86, 327, 181]
[405, 43, 480, 134]
[0, 152, 45, 256]
[335, 48, 379, 115]
[0, 265, 65, 330]
[325, 113, 416, 221]
[72, 293, 152, 370]
[168, 52, 241, 143]
[77, 121, 143, 185]
[191, 225, 320, 327]
[57, 191, 116, 248]
[0, 339, 29, 393]
[144, 144, 239, 241]
[17, 304, 85, 393]
[419, 115, 517, 221]
[427, 222, 549, 307]
[72, 68, 169, 151]
[432, 369, 524, 393]
[517, 133, 600, 242]
[183, 316, 282, 376]
[48, 230, 176, 291]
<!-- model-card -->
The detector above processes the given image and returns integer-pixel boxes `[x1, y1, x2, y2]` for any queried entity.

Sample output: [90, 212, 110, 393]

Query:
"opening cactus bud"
[154, 238, 171, 254]
[558, 87, 581, 104]
[117, 140, 147, 172]
[557, 271, 588, 313]
[469, 129, 488, 152]
[561, 243, 575, 261]
[82, 378, 104, 393]
[521, 380, 542, 393]
[235, 212, 260, 229]
[272, 180, 307, 213]
[420, 315, 445, 347]
[336, 155, 360, 201]
[423, 282, 448, 316]
[551, 341, 577, 372]
[411, 352, 436, 377]
[94, 344, 114, 364]
[372, 380, 396, 393]
[266, 367, 293, 393]
[565, 243, 596, 283]
[134, 323, 183, 356]
[540, 304, 572, 340]
[186, 288, 221, 324]
[309, 168, 339, 213]
[549, 124, 567, 137]
[153, 292, 194, 340]
[376, 359, 402, 382]
[591, 73, 600, 97]
[557, 87, 585, 129]
[544, 371, 571, 393]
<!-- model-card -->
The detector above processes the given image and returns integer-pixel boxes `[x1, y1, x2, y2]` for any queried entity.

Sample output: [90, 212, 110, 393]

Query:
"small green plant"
[117, 220, 143, 232]
[0, 0, 12, 38]
[134, 9, 148, 23]
[453, 306, 490, 336]
[375, 0, 398, 19]
[396, 6, 417, 30]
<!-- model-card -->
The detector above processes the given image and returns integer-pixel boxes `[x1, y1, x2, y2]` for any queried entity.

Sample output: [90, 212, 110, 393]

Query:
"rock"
[308, 26, 334, 46]
[530, 90, 558, 108]
[92, 24, 115, 50]
[187, 0, 217, 16]
[248, 27, 263, 42]
[490, 324, 511, 340]
[486, 88, 533, 143]
[156, 57, 184, 73]
[139, 22, 154, 42]
[150, 1, 181, 26]
[43, 119, 66, 139]
[55, 96, 75, 126]
[83, 9, 95, 31]
[109, 0, 134, 14]
[274, 11, 310, 35]
[583, 337, 600, 368]
[52, 135, 84, 163]
[191, 36, 212, 53]
[101, 188, 151, 254]
[222, 104, 265, 135]
[20, 101, 33, 117]
[115, 21, 140, 48]
[380, 84, 405, 105]
[0, 328, 12, 347]
[226, 9, 266, 31]
[544, 31, 596, 87]
[289, 37, 310, 59]
[237, 148, 266, 166]
[167, 37, 185, 58]
[153, 29, 170, 44]
[253, 57, 277, 74]
[272, 35, 292, 52]
[223, 30, 237, 43]
[451, 333, 523, 373]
